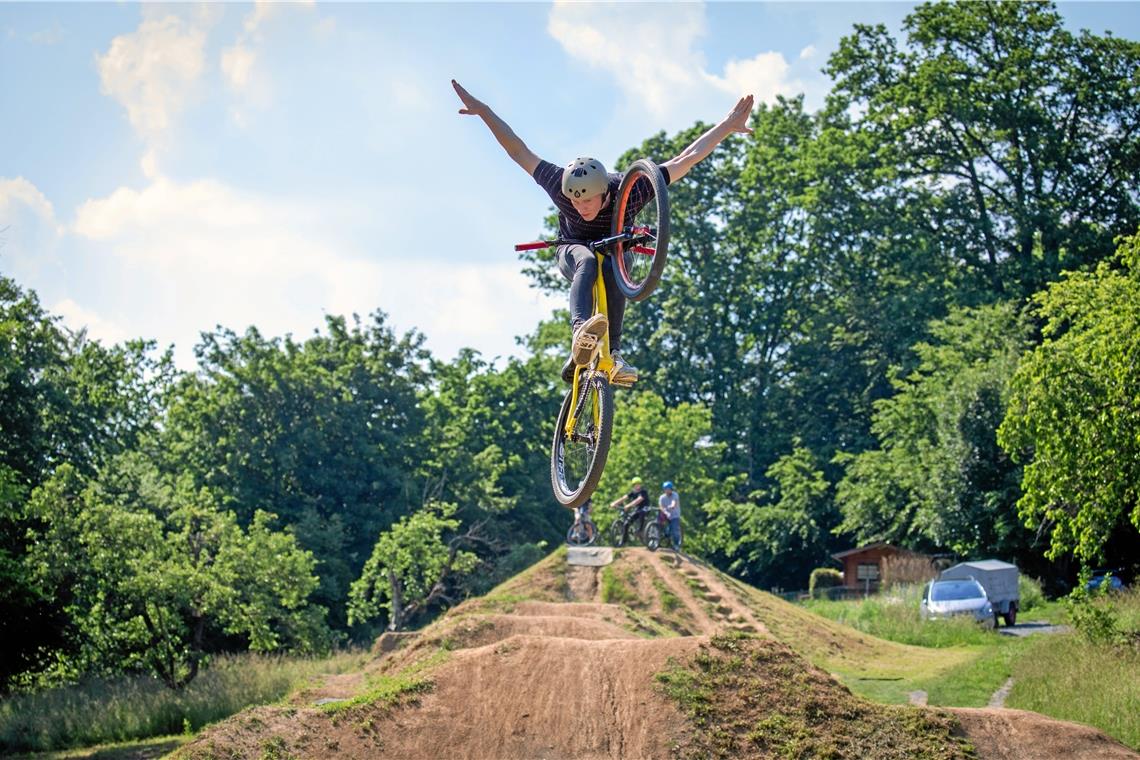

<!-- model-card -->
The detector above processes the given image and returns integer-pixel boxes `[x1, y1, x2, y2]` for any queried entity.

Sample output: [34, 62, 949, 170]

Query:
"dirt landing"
[950, 707, 1140, 760]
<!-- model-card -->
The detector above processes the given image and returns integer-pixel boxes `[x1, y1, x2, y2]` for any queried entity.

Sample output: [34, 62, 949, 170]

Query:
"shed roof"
[831, 542, 901, 561]
[945, 559, 1017, 571]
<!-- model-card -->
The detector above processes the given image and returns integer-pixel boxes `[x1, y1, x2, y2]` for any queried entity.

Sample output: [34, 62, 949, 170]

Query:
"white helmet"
[561, 157, 608, 200]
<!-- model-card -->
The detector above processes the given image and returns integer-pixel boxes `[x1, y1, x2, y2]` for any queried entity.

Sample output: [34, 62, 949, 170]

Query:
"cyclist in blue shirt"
[452, 80, 753, 383]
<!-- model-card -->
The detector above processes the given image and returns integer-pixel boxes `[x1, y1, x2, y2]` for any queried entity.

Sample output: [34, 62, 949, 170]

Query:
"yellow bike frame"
[565, 250, 623, 437]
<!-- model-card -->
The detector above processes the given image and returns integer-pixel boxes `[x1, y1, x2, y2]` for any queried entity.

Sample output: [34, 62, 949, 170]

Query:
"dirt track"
[176, 548, 1138, 760]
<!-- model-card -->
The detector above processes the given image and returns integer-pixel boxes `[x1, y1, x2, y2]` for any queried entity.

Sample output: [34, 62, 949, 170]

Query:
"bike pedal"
[610, 375, 637, 388]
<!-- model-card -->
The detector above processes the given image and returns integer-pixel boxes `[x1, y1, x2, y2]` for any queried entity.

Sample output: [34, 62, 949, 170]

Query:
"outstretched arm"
[660, 94, 754, 183]
[452, 79, 540, 176]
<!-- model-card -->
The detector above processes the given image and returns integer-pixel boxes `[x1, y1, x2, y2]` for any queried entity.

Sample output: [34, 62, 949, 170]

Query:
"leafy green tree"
[999, 231, 1140, 568]
[348, 501, 480, 632]
[161, 313, 429, 629]
[1, 277, 173, 690]
[592, 391, 730, 541]
[703, 445, 839, 590]
[24, 459, 326, 689]
[835, 302, 1036, 562]
[827, 0, 1140, 299]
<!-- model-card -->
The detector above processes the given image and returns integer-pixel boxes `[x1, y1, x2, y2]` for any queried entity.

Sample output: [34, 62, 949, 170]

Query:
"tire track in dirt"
[641, 550, 769, 636]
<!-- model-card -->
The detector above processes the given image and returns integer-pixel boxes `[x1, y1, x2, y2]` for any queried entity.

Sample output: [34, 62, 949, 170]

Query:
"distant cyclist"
[659, 481, 682, 552]
[452, 80, 754, 384]
[610, 476, 652, 544]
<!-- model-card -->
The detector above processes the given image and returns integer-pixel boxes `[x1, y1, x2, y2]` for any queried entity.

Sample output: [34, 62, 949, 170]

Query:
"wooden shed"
[831, 542, 924, 592]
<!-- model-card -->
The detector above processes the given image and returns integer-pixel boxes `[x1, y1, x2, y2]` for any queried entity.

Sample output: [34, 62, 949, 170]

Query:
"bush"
[1018, 575, 1046, 611]
[808, 568, 843, 599]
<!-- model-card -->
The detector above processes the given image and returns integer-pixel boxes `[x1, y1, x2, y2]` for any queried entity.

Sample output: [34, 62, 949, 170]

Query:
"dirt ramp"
[371, 634, 701, 759]
[949, 707, 1140, 760]
[178, 634, 701, 760]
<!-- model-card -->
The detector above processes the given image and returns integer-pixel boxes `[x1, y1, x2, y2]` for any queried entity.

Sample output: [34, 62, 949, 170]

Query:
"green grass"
[1006, 590, 1140, 750]
[801, 584, 1001, 648]
[6, 734, 187, 759]
[600, 565, 638, 605]
[0, 651, 366, 754]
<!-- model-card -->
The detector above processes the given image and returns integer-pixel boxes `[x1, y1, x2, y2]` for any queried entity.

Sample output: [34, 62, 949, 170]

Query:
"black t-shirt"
[625, 487, 650, 510]
[532, 160, 670, 244]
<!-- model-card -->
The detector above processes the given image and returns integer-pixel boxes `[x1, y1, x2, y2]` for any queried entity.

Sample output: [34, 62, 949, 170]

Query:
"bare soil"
[175, 548, 1138, 760]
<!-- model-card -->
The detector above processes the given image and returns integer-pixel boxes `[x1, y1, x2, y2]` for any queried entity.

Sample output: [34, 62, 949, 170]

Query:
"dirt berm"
[176, 548, 1138, 759]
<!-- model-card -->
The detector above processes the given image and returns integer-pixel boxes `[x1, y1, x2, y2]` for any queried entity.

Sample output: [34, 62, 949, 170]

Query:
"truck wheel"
[1004, 606, 1017, 626]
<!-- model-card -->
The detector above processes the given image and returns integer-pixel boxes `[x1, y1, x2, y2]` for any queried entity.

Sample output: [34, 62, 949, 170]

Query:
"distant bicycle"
[566, 502, 598, 546]
[609, 504, 656, 548]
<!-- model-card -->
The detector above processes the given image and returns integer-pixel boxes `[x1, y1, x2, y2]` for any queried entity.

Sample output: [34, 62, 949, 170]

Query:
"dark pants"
[557, 244, 626, 352]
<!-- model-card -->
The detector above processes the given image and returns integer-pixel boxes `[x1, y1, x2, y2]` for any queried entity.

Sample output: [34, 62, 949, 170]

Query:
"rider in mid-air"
[452, 80, 754, 383]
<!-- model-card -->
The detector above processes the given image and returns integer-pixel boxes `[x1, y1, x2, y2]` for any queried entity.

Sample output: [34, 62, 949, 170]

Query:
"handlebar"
[514, 226, 656, 254]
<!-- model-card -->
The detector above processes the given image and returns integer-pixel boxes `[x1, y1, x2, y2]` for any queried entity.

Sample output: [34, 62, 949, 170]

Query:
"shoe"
[571, 314, 608, 366]
[611, 351, 639, 383]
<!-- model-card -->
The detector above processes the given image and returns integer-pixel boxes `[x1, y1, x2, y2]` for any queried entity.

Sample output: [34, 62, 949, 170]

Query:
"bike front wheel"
[644, 521, 662, 552]
[611, 158, 670, 302]
[567, 520, 598, 546]
[551, 373, 614, 508]
[609, 519, 626, 547]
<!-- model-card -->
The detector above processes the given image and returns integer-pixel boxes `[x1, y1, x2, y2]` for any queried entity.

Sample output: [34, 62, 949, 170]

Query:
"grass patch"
[801, 584, 998, 648]
[655, 632, 976, 759]
[6, 734, 187, 759]
[319, 671, 434, 716]
[600, 566, 638, 605]
[1007, 606, 1140, 750]
[654, 578, 682, 613]
[0, 651, 366, 754]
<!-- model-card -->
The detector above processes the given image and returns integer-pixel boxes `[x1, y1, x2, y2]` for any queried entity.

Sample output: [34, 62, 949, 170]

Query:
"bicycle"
[609, 503, 655, 548]
[515, 159, 670, 509]
[566, 503, 598, 546]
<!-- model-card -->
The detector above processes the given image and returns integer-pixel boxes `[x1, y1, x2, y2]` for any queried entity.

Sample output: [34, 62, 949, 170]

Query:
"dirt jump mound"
[176, 548, 1138, 760]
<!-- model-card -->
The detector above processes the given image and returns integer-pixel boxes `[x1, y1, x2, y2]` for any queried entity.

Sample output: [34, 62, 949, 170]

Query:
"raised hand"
[451, 79, 487, 118]
[724, 94, 755, 135]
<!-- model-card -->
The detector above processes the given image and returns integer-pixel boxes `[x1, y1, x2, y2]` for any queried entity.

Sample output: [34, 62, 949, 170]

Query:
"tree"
[703, 445, 839, 591]
[827, 0, 1140, 299]
[835, 302, 1037, 563]
[24, 458, 327, 689]
[161, 313, 430, 629]
[348, 502, 480, 632]
[592, 390, 731, 541]
[0, 276, 173, 690]
[999, 231, 1140, 569]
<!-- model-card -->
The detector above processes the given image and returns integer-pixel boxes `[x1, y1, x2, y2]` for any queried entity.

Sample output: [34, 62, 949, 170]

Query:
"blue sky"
[2, 2, 1137, 370]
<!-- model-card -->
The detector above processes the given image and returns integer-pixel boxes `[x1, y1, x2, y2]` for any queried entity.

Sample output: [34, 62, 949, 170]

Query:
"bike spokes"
[551, 373, 613, 508]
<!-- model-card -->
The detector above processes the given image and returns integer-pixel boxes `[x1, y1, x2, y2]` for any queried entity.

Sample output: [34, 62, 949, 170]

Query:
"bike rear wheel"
[611, 158, 670, 302]
[551, 372, 614, 508]
[644, 521, 662, 552]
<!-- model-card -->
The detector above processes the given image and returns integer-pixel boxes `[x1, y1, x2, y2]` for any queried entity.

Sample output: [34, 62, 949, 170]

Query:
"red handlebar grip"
[514, 241, 552, 251]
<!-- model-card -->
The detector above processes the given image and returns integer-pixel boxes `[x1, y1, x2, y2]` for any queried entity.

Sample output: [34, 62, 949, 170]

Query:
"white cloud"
[799, 44, 817, 60]
[70, 177, 557, 368]
[52, 298, 131, 345]
[547, 2, 802, 127]
[0, 177, 65, 287]
[221, 43, 256, 91]
[96, 15, 207, 137]
[0, 176, 59, 227]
